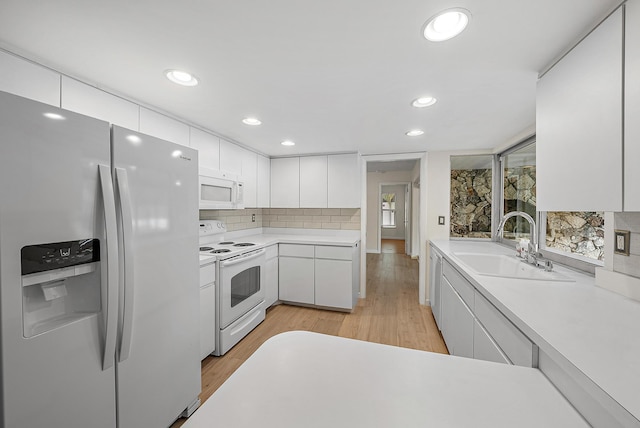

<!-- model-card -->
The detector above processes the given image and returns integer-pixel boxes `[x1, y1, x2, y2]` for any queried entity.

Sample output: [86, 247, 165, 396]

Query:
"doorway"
[359, 153, 427, 304]
[380, 183, 411, 255]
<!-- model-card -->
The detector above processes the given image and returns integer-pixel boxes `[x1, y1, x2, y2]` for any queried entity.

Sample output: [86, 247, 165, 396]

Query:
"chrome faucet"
[495, 211, 537, 253]
[495, 211, 552, 270]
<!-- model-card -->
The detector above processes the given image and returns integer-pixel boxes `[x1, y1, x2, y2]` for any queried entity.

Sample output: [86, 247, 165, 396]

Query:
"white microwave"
[199, 168, 244, 210]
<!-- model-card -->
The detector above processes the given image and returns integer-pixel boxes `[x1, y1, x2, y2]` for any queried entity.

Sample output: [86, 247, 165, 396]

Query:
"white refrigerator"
[0, 90, 201, 428]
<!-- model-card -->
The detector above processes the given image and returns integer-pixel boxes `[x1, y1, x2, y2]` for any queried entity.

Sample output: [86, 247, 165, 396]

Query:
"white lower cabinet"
[199, 261, 216, 360]
[438, 259, 537, 367]
[473, 319, 511, 365]
[279, 242, 359, 310]
[440, 277, 474, 358]
[264, 245, 279, 308]
[279, 244, 315, 305]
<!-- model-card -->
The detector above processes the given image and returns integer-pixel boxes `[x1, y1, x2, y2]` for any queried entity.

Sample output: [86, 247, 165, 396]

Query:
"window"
[450, 155, 493, 238]
[496, 138, 604, 265]
[501, 142, 536, 241]
[381, 193, 396, 228]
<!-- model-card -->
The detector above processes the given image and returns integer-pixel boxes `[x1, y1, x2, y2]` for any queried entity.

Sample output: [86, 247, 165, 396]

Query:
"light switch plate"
[438, 216, 445, 225]
[614, 229, 630, 256]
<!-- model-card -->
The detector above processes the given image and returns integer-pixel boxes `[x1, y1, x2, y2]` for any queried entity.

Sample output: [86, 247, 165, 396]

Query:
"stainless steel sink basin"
[452, 252, 575, 282]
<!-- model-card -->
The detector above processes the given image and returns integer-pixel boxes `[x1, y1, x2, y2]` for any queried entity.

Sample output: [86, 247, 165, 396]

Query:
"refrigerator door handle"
[99, 164, 119, 370]
[115, 167, 135, 362]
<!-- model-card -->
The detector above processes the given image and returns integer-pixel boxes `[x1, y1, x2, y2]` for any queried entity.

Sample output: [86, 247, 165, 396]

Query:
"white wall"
[381, 184, 406, 240]
[366, 170, 412, 252]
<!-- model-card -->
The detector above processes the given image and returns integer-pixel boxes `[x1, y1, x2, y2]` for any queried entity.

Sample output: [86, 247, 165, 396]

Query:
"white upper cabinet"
[139, 108, 190, 146]
[328, 153, 360, 208]
[219, 139, 243, 176]
[271, 157, 300, 208]
[300, 156, 328, 208]
[241, 149, 258, 208]
[625, 2, 640, 211]
[61, 77, 139, 130]
[0, 51, 60, 106]
[536, 8, 623, 212]
[257, 155, 271, 208]
[189, 127, 220, 171]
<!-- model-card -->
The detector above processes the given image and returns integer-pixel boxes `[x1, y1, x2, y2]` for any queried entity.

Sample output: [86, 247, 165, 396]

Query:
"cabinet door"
[139, 107, 190, 146]
[327, 154, 360, 208]
[189, 128, 220, 171]
[300, 156, 328, 208]
[199, 283, 215, 360]
[270, 157, 300, 208]
[473, 319, 510, 365]
[278, 256, 314, 304]
[626, 1, 640, 210]
[0, 50, 60, 106]
[61, 77, 139, 130]
[314, 259, 353, 309]
[265, 254, 279, 308]
[219, 139, 243, 176]
[429, 247, 442, 329]
[257, 155, 271, 208]
[440, 278, 474, 358]
[241, 149, 258, 208]
[536, 8, 623, 211]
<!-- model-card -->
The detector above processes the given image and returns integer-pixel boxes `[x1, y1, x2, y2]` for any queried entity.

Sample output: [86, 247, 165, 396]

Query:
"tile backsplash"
[200, 209, 263, 232]
[200, 208, 361, 232]
[613, 212, 640, 279]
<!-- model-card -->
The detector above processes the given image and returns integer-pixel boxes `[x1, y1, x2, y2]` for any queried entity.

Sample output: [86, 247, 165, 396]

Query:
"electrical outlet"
[438, 216, 445, 225]
[614, 229, 630, 255]
[252, 214, 256, 223]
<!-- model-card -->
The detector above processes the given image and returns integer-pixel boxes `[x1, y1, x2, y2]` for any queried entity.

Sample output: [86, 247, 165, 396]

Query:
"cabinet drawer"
[314, 245, 352, 261]
[279, 244, 314, 258]
[265, 244, 278, 260]
[443, 261, 474, 309]
[199, 262, 216, 287]
[473, 319, 510, 365]
[474, 291, 537, 367]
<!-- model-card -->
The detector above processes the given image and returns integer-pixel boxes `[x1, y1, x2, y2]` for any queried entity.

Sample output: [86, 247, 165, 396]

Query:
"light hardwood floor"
[171, 252, 447, 427]
[381, 238, 405, 253]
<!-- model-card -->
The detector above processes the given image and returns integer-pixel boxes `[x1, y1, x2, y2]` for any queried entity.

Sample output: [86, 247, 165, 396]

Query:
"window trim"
[381, 193, 397, 228]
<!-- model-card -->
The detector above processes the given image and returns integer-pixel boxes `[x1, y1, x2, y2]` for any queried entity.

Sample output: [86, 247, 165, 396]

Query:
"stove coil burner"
[199, 246, 214, 251]
[218, 241, 235, 245]
[234, 243, 255, 247]
[210, 249, 231, 254]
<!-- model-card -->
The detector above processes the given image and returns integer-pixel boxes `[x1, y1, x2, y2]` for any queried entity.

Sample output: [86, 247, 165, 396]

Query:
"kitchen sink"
[452, 252, 575, 282]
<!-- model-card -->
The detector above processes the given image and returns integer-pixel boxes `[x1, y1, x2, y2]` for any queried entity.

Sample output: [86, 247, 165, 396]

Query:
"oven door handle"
[220, 248, 266, 267]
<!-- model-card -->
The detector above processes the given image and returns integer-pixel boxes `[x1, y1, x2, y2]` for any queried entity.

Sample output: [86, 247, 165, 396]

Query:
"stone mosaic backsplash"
[200, 208, 360, 231]
[614, 212, 640, 279]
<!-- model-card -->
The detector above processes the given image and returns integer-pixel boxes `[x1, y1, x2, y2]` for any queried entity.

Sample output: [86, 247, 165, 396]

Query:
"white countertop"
[182, 331, 587, 428]
[431, 239, 640, 422]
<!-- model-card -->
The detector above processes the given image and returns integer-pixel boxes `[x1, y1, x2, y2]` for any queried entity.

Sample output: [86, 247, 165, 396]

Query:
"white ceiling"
[368, 160, 417, 173]
[0, 0, 622, 157]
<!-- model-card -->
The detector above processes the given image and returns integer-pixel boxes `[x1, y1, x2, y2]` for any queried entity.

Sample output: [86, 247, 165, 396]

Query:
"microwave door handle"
[220, 249, 266, 267]
[115, 168, 135, 362]
[99, 165, 119, 370]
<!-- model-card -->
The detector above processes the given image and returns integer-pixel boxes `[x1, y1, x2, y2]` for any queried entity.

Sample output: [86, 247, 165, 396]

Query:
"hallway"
[172, 251, 447, 427]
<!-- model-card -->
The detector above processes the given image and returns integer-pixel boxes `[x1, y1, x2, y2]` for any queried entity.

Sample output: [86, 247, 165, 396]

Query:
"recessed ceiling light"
[281, 140, 295, 146]
[43, 112, 65, 120]
[423, 8, 470, 41]
[165, 69, 199, 86]
[412, 96, 437, 108]
[406, 129, 424, 137]
[242, 117, 262, 126]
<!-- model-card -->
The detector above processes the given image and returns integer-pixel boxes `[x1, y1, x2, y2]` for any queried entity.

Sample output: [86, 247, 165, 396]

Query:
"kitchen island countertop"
[182, 331, 588, 428]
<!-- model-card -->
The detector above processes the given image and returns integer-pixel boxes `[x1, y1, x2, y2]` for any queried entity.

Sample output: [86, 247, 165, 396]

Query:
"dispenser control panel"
[21, 239, 100, 275]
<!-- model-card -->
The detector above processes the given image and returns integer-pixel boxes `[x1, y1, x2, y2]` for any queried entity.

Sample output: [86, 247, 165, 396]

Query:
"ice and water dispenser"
[21, 239, 101, 337]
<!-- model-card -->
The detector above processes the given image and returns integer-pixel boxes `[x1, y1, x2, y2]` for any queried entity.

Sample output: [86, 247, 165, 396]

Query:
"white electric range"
[199, 221, 266, 356]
